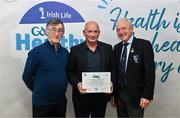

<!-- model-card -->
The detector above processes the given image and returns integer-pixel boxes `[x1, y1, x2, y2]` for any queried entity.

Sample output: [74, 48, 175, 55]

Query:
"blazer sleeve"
[67, 47, 80, 86]
[110, 46, 116, 84]
[142, 41, 155, 100]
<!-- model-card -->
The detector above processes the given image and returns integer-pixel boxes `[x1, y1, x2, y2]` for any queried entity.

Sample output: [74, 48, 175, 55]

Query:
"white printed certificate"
[82, 72, 111, 93]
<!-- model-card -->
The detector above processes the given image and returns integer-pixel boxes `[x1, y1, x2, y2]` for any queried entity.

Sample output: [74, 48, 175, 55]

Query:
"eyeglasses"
[47, 28, 64, 34]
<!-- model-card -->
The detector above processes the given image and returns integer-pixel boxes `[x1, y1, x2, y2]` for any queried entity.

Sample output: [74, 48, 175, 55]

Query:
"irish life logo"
[11, 1, 85, 57]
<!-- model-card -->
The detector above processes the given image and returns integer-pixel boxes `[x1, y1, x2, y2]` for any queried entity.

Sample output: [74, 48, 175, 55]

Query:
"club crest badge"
[133, 55, 139, 63]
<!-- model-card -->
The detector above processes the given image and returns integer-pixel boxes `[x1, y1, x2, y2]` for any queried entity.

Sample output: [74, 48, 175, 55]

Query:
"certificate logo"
[93, 74, 100, 79]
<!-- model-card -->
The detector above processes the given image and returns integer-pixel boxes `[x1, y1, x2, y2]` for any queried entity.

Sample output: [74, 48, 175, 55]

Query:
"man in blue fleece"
[22, 18, 69, 117]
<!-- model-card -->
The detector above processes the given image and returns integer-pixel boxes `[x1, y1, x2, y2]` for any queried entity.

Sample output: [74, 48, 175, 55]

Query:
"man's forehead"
[117, 20, 130, 26]
[48, 24, 64, 28]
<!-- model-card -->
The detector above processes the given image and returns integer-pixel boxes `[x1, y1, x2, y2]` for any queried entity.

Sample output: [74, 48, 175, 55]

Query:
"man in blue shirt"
[22, 18, 69, 117]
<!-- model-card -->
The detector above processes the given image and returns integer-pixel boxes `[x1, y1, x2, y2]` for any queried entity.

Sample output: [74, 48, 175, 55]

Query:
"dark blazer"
[68, 41, 116, 105]
[114, 37, 155, 107]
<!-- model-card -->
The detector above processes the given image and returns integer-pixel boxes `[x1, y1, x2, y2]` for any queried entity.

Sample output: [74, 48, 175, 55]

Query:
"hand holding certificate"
[82, 72, 111, 93]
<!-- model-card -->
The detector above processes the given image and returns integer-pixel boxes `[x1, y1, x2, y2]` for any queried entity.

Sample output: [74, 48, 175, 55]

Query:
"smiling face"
[46, 24, 64, 45]
[116, 19, 133, 42]
[83, 21, 100, 45]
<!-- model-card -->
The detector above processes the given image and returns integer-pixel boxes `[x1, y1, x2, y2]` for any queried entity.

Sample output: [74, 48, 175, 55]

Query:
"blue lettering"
[16, 33, 30, 50]
[133, 17, 148, 30]
[69, 34, 81, 48]
[151, 32, 180, 53]
[110, 7, 170, 31]
[32, 38, 42, 48]
[161, 41, 170, 52]
[61, 36, 68, 49]
[16, 33, 47, 50]
[97, 0, 112, 9]
[151, 32, 159, 52]
[178, 65, 180, 73]
[16, 33, 84, 51]
[61, 34, 84, 49]
[155, 61, 174, 82]
[173, 12, 180, 33]
[152, 8, 170, 31]
[171, 41, 180, 52]
[31, 27, 46, 36]
[132, 8, 170, 31]
[110, 7, 128, 30]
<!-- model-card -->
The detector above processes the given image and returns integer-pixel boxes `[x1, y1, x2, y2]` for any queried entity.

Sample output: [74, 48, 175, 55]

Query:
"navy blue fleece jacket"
[22, 40, 69, 105]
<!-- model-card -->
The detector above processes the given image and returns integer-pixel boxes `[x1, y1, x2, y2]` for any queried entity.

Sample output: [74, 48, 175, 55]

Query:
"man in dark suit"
[113, 18, 155, 117]
[68, 21, 116, 117]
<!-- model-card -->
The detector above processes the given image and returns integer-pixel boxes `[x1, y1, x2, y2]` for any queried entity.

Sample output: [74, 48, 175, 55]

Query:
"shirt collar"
[85, 42, 99, 50]
[47, 40, 61, 51]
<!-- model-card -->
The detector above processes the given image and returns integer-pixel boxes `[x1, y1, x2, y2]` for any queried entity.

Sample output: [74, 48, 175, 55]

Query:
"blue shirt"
[22, 40, 69, 105]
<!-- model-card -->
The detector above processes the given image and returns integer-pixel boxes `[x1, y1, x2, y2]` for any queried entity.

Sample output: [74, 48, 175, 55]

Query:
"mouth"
[54, 37, 60, 39]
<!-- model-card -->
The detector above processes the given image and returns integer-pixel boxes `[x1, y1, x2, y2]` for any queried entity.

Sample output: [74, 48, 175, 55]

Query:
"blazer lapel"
[80, 42, 88, 71]
[117, 42, 123, 67]
[98, 42, 106, 71]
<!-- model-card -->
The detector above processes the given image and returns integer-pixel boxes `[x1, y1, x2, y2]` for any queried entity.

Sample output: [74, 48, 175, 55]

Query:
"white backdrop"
[0, 0, 180, 117]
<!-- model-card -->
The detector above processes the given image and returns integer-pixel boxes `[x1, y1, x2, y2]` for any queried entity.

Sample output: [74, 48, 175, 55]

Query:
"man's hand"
[77, 82, 87, 94]
[106, 81, 113, 94]
[140, 98, 151, 109]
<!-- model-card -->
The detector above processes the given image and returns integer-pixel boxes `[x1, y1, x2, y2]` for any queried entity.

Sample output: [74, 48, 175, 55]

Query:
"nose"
[54, 31, 61, 35]
[118, 29, 124, 34]
[91, 32, 95, 37]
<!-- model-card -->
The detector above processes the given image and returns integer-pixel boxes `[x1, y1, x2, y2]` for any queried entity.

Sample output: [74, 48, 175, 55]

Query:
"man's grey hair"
[46, 18, 64, 29]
